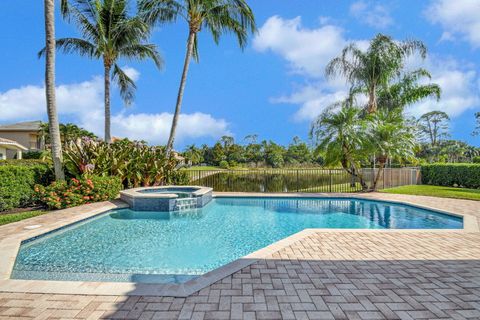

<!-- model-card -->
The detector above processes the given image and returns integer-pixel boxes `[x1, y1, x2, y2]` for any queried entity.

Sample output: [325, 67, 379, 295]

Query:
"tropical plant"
[325, 34, 428, 113]
[138, 0, 256, 154]
[63, 138, 181, 187]
[418, 111, 450, 147]
[310, 103, 368, 190]
[42, 0, 163, 143]
[365, 109, 416, 190]
[43, 0, 65, 180]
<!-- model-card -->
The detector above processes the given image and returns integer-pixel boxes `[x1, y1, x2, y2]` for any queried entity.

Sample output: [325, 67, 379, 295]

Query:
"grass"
[0, 210, 50, 226]
[182, 166, 225, 171]
[381, 185, 480, 201]
[299, 182, 361, 193]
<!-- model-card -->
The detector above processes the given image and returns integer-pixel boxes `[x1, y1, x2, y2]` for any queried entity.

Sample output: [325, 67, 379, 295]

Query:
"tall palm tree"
[41, 0, 163, 143]
[326, 34, 427, 114]
[43, 0, 65, 180]
[138, 0, 256, 154]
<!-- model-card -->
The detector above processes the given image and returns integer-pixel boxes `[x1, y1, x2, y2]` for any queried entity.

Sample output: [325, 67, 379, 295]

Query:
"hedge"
[421, 164, 480, 189]
[0, 161, 53, 211]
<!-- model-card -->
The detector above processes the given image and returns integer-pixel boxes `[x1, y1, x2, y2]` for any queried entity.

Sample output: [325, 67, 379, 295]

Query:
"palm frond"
[112, 64, 136, 105]
[38, 37, 97, 58]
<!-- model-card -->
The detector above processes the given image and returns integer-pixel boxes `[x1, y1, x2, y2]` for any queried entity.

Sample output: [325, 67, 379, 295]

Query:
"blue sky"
[1, 0, 479, 149]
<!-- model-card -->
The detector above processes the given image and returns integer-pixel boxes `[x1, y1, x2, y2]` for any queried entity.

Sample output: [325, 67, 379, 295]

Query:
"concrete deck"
[0, 193, 479, 319]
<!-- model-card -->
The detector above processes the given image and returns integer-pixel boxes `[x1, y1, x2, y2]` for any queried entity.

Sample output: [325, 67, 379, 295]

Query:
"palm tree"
[138, 0, 256, 154]
[220, 135, 234, 149]
[43, 0, 65, 180]
[326, 34, 427, 113]
[184, 144, 203, 165]
[310, 103, 369, 190]
[41, 0, 163, 143]
[366, 109, 416, 190]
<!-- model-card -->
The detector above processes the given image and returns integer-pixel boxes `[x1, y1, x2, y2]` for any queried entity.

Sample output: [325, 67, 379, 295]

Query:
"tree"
[184, 144, 203, 165]
[418, 111, 450, 147]
[139, 0, 256, 154]
[220, 136, 234, 149]
[326, 34, 427, 113]
[244, 134, 258, 144]
[285, 137, 312, 165]
[43, 0, 65, 180]
[310, 103, 368, 190]
[473, 112, 480, 136]
[263, 141, 285, 168]
[366, 109, 416, 190]
[42, 0, 163, 143]
[39, 122, 97, 147]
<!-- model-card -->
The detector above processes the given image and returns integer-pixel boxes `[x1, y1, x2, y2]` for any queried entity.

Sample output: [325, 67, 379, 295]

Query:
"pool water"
[12, 197, 462, 283]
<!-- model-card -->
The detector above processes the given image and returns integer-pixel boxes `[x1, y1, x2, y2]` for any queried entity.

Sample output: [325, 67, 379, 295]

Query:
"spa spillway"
[120, 186, 213, 211]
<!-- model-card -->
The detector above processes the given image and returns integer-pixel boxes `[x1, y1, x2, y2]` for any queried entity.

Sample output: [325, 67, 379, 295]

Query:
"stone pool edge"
[0, 193, 478, 297]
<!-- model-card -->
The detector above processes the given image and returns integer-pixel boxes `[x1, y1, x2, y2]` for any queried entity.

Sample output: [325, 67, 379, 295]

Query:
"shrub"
[35, 176, 122, 210]
[0, 162, 53, 211]
[219, 160, 229, 169]
[421, 163, 480, 189]
[22, 150, 45, 159]
[169, 170, 190, 185]
[473, 156, 480, 164]
[63, 139, 180, 187]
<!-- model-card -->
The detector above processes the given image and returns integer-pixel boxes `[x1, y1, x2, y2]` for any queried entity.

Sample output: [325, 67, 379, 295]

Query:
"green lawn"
[182, 166, 225, 171]
[381, 185, 480, 201]
[0, 210, 50, 226]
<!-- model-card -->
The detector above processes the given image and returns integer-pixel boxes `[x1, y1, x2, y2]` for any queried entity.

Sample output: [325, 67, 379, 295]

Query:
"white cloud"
[407, 55, 480, 118]
[122, 66, 140, 82]
[426, 0, 480, 48]
[349, 1, 394, 29]
[0, 69, 230, 145]
[253, 16, 348, 78]
[81, 111, 230, 145]
[254, 15, 480, 122]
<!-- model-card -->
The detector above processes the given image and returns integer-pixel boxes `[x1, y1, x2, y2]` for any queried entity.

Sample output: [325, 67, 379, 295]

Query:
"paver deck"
[1, 193, 480, 319]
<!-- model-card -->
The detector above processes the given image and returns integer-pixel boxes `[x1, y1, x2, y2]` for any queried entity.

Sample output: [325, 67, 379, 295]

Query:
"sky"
[0, 0, 479, 149]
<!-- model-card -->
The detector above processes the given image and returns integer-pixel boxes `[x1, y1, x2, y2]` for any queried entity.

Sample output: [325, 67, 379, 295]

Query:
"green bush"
[219, 160, 229, 169]
[35, 176, 122, 210]
[22, 150, 45, 159]
[0, 162, 53, 211]
[421, 163, 480, 189]
[473, 156, 480, 164]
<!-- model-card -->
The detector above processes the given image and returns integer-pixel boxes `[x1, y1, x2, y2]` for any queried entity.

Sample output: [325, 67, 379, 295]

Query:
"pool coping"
[0, 192, 478, 297]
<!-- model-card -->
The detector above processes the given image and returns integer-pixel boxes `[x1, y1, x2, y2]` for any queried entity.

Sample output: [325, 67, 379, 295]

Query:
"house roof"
[0, 120, 42, 132]
[0, 138, 28, 151]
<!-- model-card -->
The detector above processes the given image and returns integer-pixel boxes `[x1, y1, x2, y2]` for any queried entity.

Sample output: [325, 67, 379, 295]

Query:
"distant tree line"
[182, 135, 323, 169]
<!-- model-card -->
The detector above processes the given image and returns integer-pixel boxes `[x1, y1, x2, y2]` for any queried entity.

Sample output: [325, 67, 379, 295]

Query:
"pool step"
[175, 197, 197, 211]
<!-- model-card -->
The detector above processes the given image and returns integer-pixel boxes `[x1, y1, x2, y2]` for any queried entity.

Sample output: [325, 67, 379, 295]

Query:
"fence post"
[329, 170, 332, 192]
[296, 169, 299, 192]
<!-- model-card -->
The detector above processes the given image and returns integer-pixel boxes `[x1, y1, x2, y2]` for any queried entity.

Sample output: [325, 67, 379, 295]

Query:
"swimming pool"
[11, 197, 462, 283]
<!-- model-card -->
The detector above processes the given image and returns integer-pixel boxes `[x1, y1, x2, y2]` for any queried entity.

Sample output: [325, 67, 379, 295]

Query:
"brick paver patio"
[1, 193, 480, 319]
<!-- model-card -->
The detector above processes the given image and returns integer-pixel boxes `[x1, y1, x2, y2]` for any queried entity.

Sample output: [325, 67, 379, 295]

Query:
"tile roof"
[0, 120, 42, 131]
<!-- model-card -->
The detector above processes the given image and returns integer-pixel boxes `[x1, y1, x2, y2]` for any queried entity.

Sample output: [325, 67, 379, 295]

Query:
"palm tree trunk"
[372, 159, 386, 190]
[44, 0, 65, 181]
[367, 86, 377, 113]
[166, 31, 196, 155]
[104, 62, 112, 143]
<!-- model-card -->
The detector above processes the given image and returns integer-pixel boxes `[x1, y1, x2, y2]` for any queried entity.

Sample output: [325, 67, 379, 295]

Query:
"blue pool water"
[12, 197, 462, 283]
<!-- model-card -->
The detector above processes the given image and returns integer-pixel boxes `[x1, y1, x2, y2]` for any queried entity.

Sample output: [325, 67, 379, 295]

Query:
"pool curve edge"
[0, 192, 478, 297]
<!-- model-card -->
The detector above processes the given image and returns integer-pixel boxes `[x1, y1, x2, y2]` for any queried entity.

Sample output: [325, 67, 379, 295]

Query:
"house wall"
[0, 147, 6, 160]
[0, 132, 38, 150]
